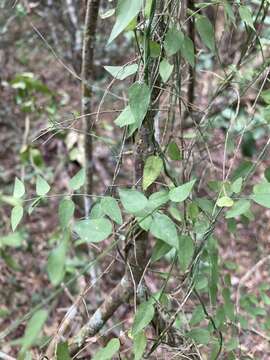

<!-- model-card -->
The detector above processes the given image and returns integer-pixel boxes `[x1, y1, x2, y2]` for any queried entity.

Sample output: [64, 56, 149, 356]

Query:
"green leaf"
[169, 179, 196, 203]
[216, 196, 234, 207]
[58, 199, 75, 229]
[11, 205, 23, 231]
[74, 218, 113, 243]
[164, 27, 183, 56]
[148, 190, 169, 211]
[56, 342, 71, 360]
[143, 155, 163, 191]
[265, 167, 270, 182]
[108, 0, 143, 43]
[151, 239, 172, 262]
[36, 175, 50, 196]
[224, 0, 235, 24]
[225, 200, 250, 219]
[239, 5, 255, 30]
[119, 189, 148, 214]
[190, 306, 205, 326]
[150, 213, 178, 249]
[132, 301, 155, 336]
[196, 15, 215, 52]
[0, 232, 23, 248]
[20, 309, 48, 354]
[167, 141, 181, 160]
[231, 177, 242, 194]
[104, 64, 138, 80]
[101, 196, 123, 225]
[92, 338, 120, 360]
[128, 82, 151, 128]
[187, 328, 210, 345]
[159, 59, 173, 83]
[90, 203, 105, 219]
[47, 238, 68, 286]
[251, 182, 270, 208]
[13, 177, 25, 198]
[69, 168, 85, 190]
[178, 235, 194, 272]
[114, 106, 135, 127]
[261, 90, 270, 105]
[133, 331, 147, 360]
[181, 36, 195, 67]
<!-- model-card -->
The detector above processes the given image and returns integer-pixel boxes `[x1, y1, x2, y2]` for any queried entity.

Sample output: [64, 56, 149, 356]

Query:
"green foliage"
[178, 235, 194, 272]
[56, 342, 71, 360]
[164, 27, 183, 56]
[101, 196, 123, 224]
[104, 64, 138, 80]
[58, 199, 75, 229]
[19, 309, 48, 355]
[69, 168, 85, 190]
[108, 0, 143, 43]
[132, 300, 155, 336]
[239, 5, 255, 30]
[74, 218, 113, 243]
[150, 212, 178, 248]
[92, 338, 120, 360]
[11, 205, 24, 231]
[119, 189, 148, 214]
[114, 106, 135, 127]
[128, 82, 151, 129]
[159, 59, 174, 83]
[143, 155, 163, 190]
[196, 15, 215, 52]
[133, 331, 147, 360]
[13, 178, 25, 198]
[36, 175, 50, 196]
[169, 179, 196, 203]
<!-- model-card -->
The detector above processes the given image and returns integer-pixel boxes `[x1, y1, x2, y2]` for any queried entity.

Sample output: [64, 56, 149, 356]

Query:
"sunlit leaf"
[13, 177, 25, 198]
[216, 196, 234, 207]
[11, 205, 23, 231]
[169, 179, 196, 203]
[143, 155, 163, 191]
[74, 218, 112, 243]
[225, 200, 250, 219]
[69, 168, 85, 190]
[114, 106, 135, 127]
[0, 232, 23, 248]
[108, 0, 143, 43]
[104, 64, 138, 80]
[159, 59, 173, 83]
[36, 175, 50, 196]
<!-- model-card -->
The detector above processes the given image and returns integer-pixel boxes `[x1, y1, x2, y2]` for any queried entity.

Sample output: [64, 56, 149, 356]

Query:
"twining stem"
[81, 0, 100, 216]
